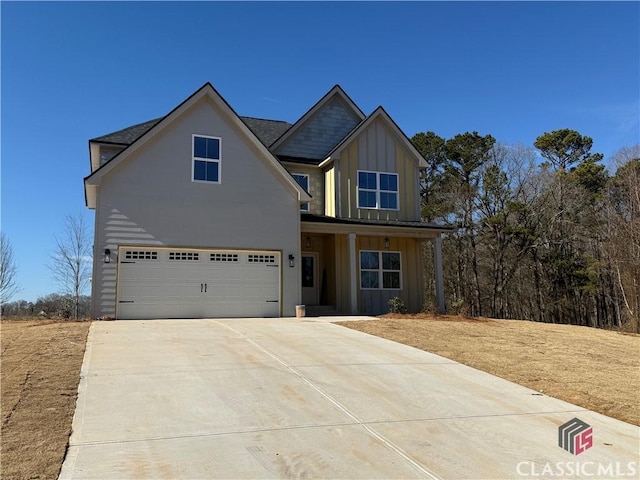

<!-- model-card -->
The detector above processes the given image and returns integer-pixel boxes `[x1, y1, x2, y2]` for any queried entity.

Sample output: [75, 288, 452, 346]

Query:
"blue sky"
[2, 1, 639, 303]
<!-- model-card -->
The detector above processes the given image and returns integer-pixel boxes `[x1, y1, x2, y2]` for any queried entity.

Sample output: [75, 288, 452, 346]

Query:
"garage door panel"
[116, 248, 281, 319]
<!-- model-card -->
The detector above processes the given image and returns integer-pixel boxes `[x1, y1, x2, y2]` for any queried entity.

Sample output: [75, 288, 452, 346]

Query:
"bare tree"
[0, 233, 20, 304]
[605, 145, 640, 331]
[49, 214, 92, 319]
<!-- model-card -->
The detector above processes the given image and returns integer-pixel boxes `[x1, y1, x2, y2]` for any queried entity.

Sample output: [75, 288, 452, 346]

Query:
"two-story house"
[85, 83, 447, 319]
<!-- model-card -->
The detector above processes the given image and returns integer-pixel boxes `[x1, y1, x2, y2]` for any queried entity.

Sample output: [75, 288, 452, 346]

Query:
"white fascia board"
[318, 156, 334, 169]
[85, 183, 97, 209]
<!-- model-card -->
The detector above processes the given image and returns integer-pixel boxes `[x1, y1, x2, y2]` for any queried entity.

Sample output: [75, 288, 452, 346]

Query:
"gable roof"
[91, 118, 163, 145]
[320, 106, 428, 169]
[269, 85, 366, 156]
[85, 82, 311, 208]
[241, 117, 292, 146]
[91, 116, 292, 148]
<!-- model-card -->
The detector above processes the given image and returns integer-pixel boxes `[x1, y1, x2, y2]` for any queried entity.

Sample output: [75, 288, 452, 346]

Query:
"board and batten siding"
[333, 235, 424, 315]
[91, 97, 301, 318]
[336, 118, 420, 222]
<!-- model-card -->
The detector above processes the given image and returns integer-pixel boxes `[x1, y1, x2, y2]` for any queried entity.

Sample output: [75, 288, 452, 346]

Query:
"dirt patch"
[1, 318, 91, 480]
[337, 315, 640, 426]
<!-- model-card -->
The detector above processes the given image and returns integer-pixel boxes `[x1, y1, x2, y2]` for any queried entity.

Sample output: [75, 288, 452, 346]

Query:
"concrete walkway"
[60, 318, 639, 479]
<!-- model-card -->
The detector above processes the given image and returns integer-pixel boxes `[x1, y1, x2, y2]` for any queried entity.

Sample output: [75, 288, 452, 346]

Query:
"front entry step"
[304, 305, 339, 317]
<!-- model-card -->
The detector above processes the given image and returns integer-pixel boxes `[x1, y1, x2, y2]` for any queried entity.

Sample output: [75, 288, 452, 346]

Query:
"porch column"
[432, 235, 445, 313]
[348, 232, 358, 314]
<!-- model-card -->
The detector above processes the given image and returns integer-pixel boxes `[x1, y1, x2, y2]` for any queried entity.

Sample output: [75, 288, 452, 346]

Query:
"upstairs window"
[292, 173, 310, 211]
[360, 251, 402, 289]
[193, 135, 221, 183]
[357, 170, 398, 210]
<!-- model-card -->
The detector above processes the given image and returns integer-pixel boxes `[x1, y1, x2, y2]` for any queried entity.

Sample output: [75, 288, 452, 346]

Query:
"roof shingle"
[91, 116, 292, 148]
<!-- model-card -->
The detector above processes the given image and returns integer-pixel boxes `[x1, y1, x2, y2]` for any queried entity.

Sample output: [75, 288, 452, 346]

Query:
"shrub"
[388, 296, 407, 314]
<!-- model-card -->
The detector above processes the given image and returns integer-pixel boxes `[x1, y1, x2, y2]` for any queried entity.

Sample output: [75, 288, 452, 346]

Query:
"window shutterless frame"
[292, 173, 310, 211]
[356, 170, 399, 211]
[192, 134, 222, 184]
[359, 250, 402, 290]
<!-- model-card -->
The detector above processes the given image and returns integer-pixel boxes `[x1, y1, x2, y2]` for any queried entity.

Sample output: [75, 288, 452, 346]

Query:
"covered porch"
[300, 214, 447, 316]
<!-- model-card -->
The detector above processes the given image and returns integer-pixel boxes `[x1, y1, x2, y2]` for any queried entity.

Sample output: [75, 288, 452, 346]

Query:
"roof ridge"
[240, 115, 290, 124]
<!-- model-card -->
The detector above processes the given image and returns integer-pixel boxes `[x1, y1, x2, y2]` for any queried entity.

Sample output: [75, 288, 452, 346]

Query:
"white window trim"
[359, 250, 403, 290]
[356, 170, 400, 211]
[292, 172, 310, 211]
[192, 134, 222, 184]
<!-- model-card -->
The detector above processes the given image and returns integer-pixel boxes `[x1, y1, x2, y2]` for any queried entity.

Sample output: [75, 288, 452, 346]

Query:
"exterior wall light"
[384, 237, 390, 250]
[288, 254, 295, 267]
[104, 248, 111, 263]
[305, 236, 312, 248]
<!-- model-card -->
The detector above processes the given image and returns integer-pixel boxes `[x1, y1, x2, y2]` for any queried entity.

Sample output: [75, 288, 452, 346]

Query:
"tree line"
[414, 129, 639, 332]
[2, 294, 92, 319]
[1, 214, 92, 319]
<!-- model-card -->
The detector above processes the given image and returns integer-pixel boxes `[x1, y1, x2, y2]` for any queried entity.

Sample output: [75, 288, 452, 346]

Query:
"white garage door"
[116, 247, 281, 319]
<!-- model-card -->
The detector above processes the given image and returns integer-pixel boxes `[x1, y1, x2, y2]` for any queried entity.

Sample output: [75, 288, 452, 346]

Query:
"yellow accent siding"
[335, 119, 420, 221]
[324, 166, 335, 216]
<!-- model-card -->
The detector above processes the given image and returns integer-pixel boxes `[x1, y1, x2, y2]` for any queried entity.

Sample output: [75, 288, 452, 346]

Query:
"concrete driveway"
[60, 318, 639, 479]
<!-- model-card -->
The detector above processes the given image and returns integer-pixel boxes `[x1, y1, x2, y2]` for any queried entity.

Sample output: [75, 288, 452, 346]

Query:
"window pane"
[360, 251, 379, 270]
[382, 252, 401, 270]
[380, 174, 398, 192]
[193, 160, 206, 180]
[194, 137, 207, 158]
[361, 271, 379, 289]
[206, 161, 219, 182]
[380, 174, 389, 191]
[389, 174, 398, 191]
[359, 190, 376, 208]
[206, 138, 220, 159]
[383, 272, 401, 289]
[293, 174, 308, 190]
[358, 171, 377, 189]
[380, 192, 398, 209]
[300, 203, 309, 211]
[302, 256, 314, 287]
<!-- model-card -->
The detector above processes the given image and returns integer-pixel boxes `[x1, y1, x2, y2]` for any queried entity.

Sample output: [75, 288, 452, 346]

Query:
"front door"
[301, 253, 318, 306]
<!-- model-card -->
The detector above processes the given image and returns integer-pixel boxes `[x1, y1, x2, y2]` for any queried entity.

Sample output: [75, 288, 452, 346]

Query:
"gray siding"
[276, 97, 361, 159]
[100, 146, 124, 167]
[91, 98, 301, 318]
[285, 164, 324, 215]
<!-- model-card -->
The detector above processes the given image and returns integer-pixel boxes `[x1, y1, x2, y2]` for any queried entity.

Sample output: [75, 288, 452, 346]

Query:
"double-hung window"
[360, 251, 402, 289]
[292, 173, 310, 211]
[357, 170, 398, 210]
[193, 135, 221, 183]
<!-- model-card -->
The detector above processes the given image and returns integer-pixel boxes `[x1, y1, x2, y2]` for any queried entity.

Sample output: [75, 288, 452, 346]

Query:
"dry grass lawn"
[1, 318, 91, 480]
[337, 314, 640, 426]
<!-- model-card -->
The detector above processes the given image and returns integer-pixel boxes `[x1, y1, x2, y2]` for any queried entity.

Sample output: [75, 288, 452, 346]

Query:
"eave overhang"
[301, 214, 452, 238]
